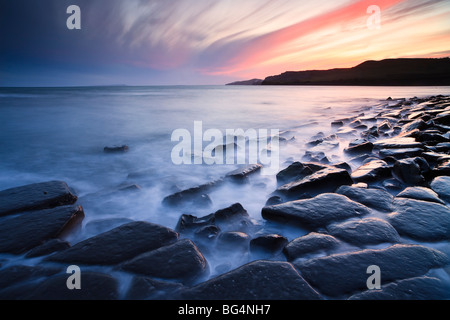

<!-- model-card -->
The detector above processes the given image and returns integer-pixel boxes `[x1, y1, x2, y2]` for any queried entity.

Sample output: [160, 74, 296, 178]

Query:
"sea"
[1, 85, 450, 287]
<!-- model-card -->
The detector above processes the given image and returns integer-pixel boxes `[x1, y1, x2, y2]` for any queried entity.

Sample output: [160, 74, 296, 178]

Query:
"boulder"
[430, 176, 450, 202]
[387, 198, 450, 241]
[177, 261, 322, 300]
[249, 234, 288, 256]
[373, 137, 423, 149]
[119, 239, 208, 285]
[125, 276, 184, 300]
[162, 180, 221, 208]
[296, 244, 448, 297]
[351, 160, 391, 183]
[276, 162, 313, 184]
[348, 276, 449, 300]
[432, 159, 450, 176]
[336, 186, 393, 212]
[104, 145, 129, 153]
[0, 181, 78, 217]
[379, 148, 424, 159]
[0, 205, 84, 254]
[226, 164, 262, 181]
[392, 158, 426, 185]
[277, 167, 353, 198]
[216, 232, 250, 251]
[344, 141, 373, 155]
[327, 218, 401, 246]
[25, 239, 71, 258]
[47, 221, 179, 265]
[0, 265, 61, 290]
[262, 193, 371, 230]
[396, 187, 444, 204]
[283, 233, 341, 261]
[84, 218, 135, 235]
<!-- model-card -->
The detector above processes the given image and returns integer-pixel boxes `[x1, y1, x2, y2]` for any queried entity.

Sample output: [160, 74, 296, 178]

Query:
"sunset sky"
[1, 0, 449, 86]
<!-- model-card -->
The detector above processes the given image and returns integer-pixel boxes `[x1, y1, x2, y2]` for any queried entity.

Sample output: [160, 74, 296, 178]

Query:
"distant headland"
[227, 58, 450, 86]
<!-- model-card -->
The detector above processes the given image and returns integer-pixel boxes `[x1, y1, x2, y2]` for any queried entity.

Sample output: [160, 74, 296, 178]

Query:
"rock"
[0, 205, 84, 254]
[0, 265, 61, 290]
[249, 234, 288, 256]
[396, 187, 445, 204]
[0, 181, 78, 217]
[104, 145, 129, 153]
[336, 186, 393, 212]
[331, 120, 344, 128]
[194, 225, 221, 242]
[402, 119, 427, 132]
[265, 196, 283, 206]
[125, 276, 184, 300]
[344, 141, 373, 155]
[392, 158, 426, 185]
[47, 221, 179, 265]
[379, 148, 424, 159]
[119, 239, 208, 284]
[276, 162, 313, 184]
[327, 218, 400, 246]
[262, 193, 371, 230]
[25, 239, 71, 258]
[296, 244, 448, 297]
[378, 120, 392, 132]
[162, 180, 221, 208]
[387, 198, 450, 241]
[283, 233, 341, 261]
[176, 214, 215, 234]
[373, 137, 423, 149]
[382, 178, 404, 191]
[216, 232, 250, 251]
[348, 276, 449, 300]
[430, 176, 450, 202]
[433, 111, 450, 125]
[226, 164, 262, 181]
[432, 159, 450, 176]
[351, 160, 391, 183]
[177, 261, 322, 300]
[27, 272, 119, 300]
[277, 167, 353, 198]
[213, 203, 255, 232]
[84, 218, 135, 235]
[336, 127, 357, 137]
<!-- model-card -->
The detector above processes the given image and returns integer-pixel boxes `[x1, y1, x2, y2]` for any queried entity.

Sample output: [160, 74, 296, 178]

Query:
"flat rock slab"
[262, 193, 371, 230]
[327, 218, 401, 246]
[387, 198, 450, 241]
[336, 186, 393, 212]
[0, 181, 78, 217]
[296, 244, 449, 297]
[26, 272, 119, 300]
[277, 167, 353, 198]
[283, 233, 341, 261]
[0, 265, 61, 290]
[430, 176, 450, 202]
[351, 160, 391, 183]
[119, 239, 208, 285]
[379, 148, 424, 159]
[48, 221, 179, 265]
[0, 205, 84, 254]
[125, 276, 184, 300]
[177, 260, 322, 300]
[348, 276, 449, 300]
[226, 164, 262, 180]
[396, 187, 444, 204]
[373, 137, 423, 149]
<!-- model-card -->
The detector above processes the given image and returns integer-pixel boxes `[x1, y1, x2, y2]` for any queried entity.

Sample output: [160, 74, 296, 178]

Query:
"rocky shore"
[0, 95, 449, 300]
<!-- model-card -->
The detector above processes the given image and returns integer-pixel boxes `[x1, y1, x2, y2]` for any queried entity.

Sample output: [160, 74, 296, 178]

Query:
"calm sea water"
[1, 85, 450, 278]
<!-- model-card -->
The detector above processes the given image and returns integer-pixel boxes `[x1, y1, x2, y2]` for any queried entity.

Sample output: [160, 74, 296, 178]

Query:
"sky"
[0, 0, 449, 86]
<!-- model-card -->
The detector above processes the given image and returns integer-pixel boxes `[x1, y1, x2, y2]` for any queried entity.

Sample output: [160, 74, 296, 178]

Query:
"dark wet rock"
[283, 233, 341, 261]
[396, 187, 445, 204]
[0, 181, 78, 217]
[27, 272, 119, 300]
[277, 167, 353, 198]
[373, 137, 423, 150]
[216, 232, 250, 251]
[333, 162, 352, 173]
[250, 234, 288, 255]
[262, 193, 371, 230]
[125, 276, 184, 300]
[276, 162, 313, 184]
[0, 205, 84, 254]
[432, 159, 450, 176]
[336, 127, 357, 137]
[344, 141, 374, 155]
[104, 145, 129, 153]
[48, 221, 179, 265]
[379, 148, 424, 159]
[382, 178, 404, 191]
[402, 119, 427, 132]
[336, 186, 393, 212]
[349, 276, 449, 300]
[25, 239, 71, 258]
[430, 176, 450, 202]
[162, 180, 221, 208]
[176, 214, 215, 233]
[331, 120, 344, 128]
[295, 244, 449, 297]
[387, 198, 450, 241]
[0, 265, 61, 290]
[392, 158, 426, 186]
[416, 132, 448, 145]
[84, 218, 135, 235]
[435, 142, 450, 152]
[265, 196, 283, 206]
[226, 164, 262, 181]
[177, 260, 322, 300]
[194, 225, 221, 242]
[327, 218, 400, 246]
[377, 120, 392, 132]
[351, 160, 391, 183]
[119, 239, 208, 285]
[433, 111, 450, 125]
